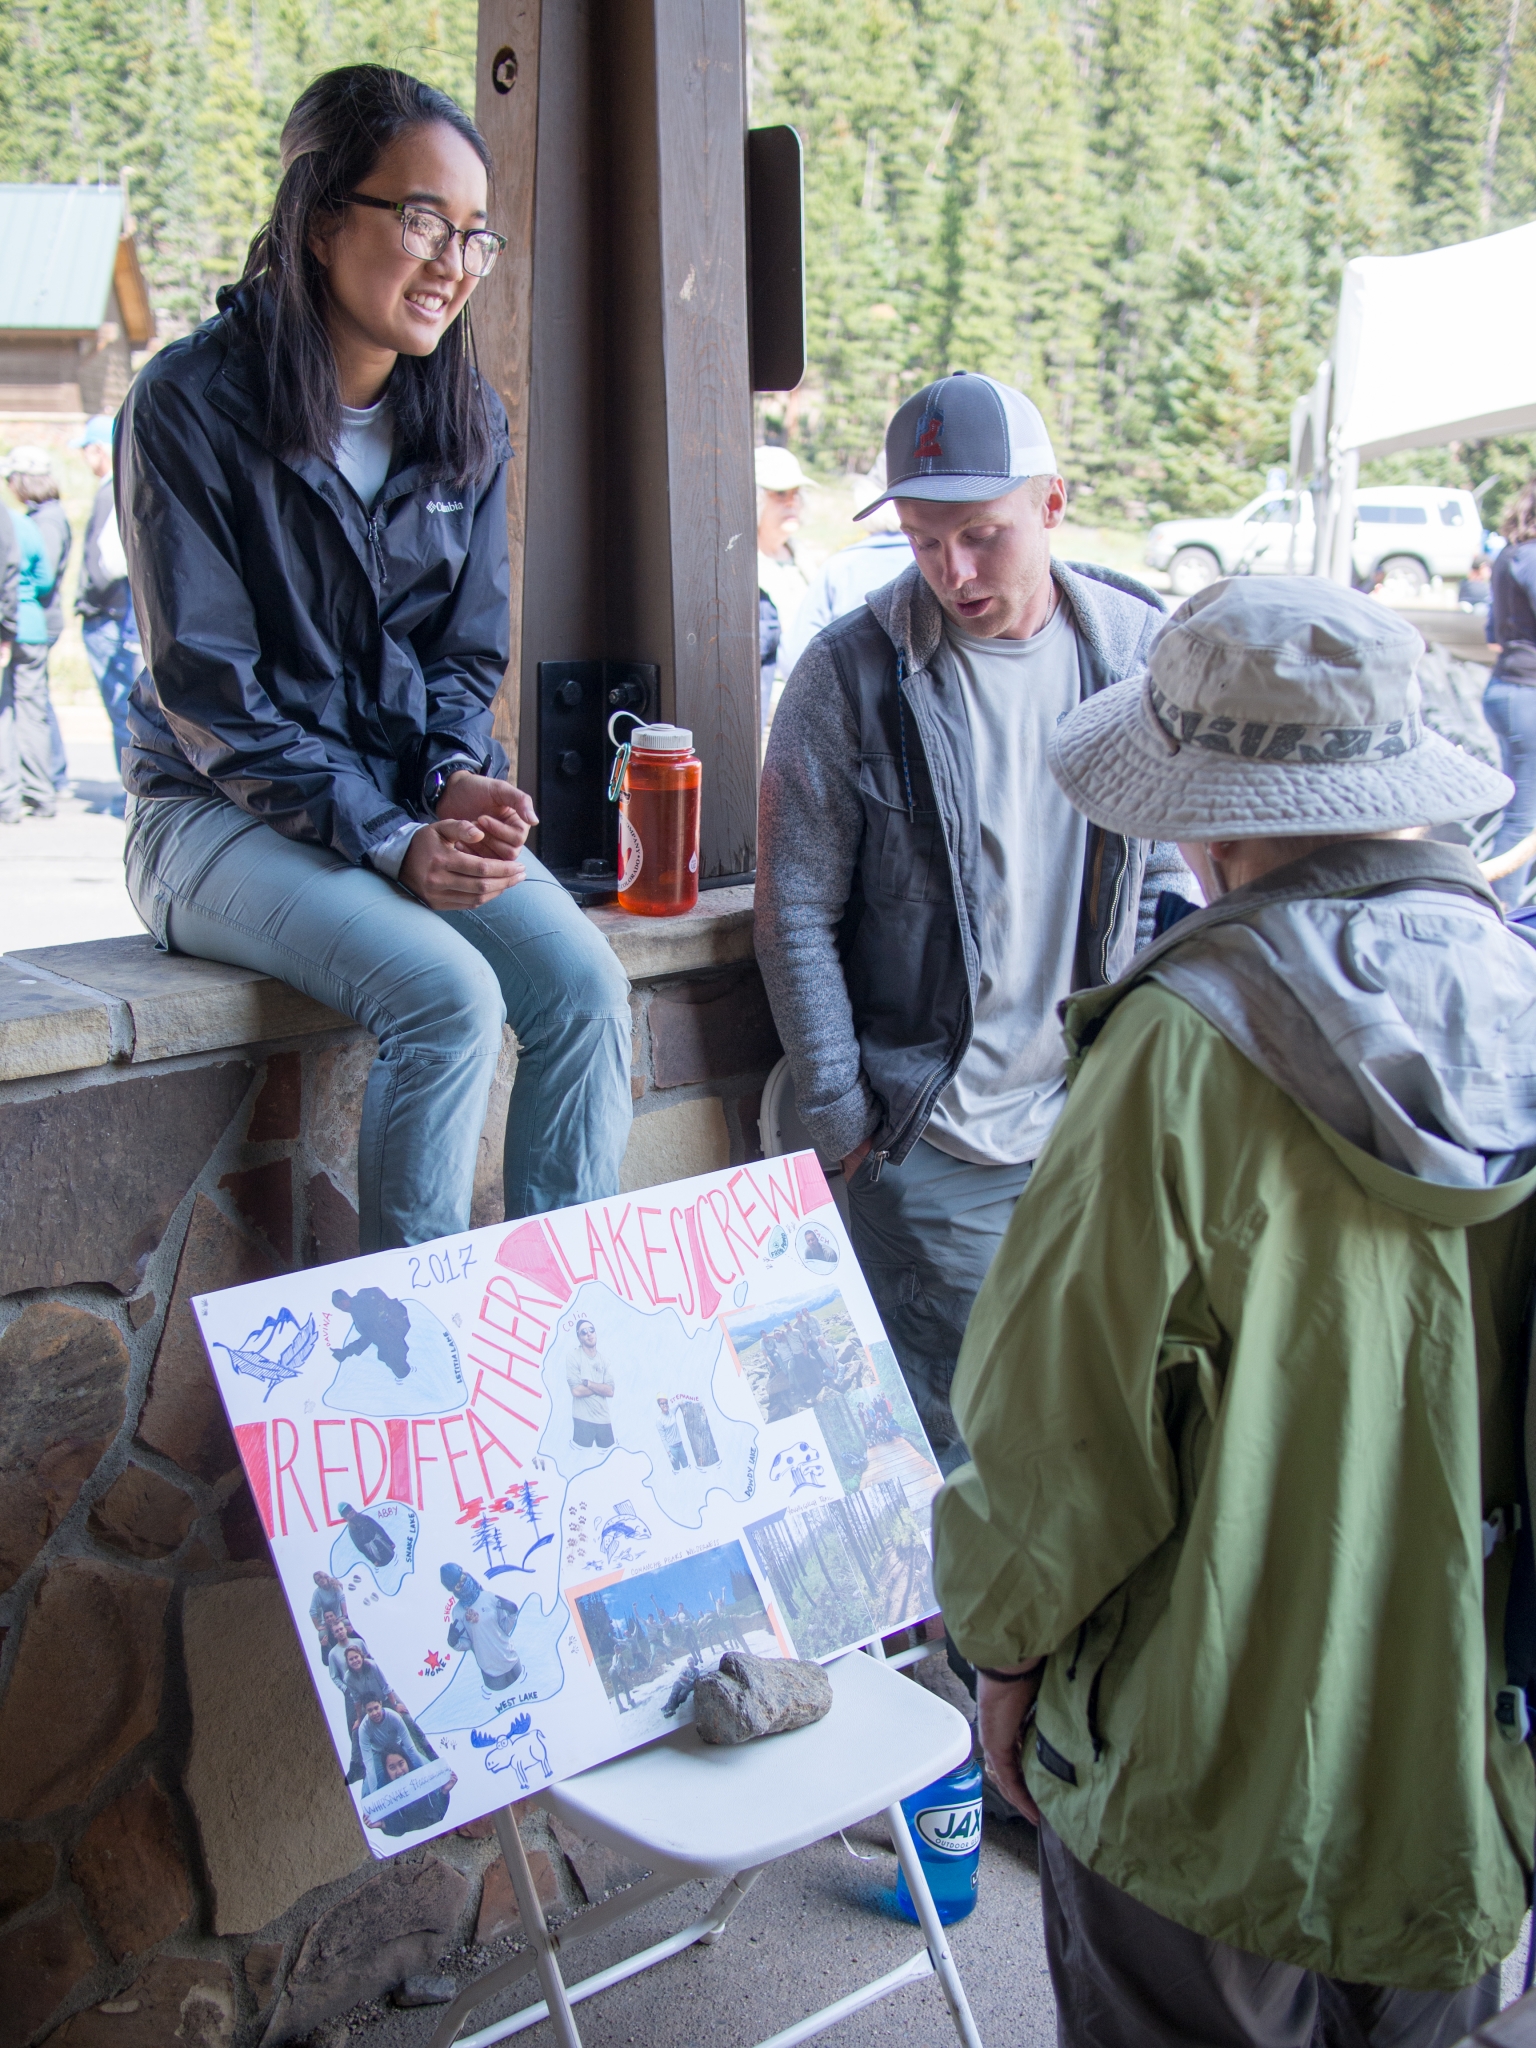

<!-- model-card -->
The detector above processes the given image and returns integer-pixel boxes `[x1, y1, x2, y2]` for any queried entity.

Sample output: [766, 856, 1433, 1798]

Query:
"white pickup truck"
[1144, 486, 1484, 598]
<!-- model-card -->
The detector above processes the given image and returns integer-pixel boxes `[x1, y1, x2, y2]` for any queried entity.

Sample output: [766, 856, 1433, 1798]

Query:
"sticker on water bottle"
[619, 813, 643, 890]
[913, 1798, 982, 1856]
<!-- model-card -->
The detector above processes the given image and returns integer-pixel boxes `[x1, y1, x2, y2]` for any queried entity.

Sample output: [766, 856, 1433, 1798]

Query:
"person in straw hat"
[933, 576, 1536, 2045]
[755, 442, 814, 732]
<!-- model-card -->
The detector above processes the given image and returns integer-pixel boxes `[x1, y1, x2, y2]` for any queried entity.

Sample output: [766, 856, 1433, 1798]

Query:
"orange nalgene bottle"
[612, 721, 701, 916]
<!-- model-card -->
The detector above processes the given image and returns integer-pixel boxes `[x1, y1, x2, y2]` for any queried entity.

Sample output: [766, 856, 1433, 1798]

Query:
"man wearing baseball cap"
[935, 576, 1534, 2043]
[756, 371, 1192, 1477]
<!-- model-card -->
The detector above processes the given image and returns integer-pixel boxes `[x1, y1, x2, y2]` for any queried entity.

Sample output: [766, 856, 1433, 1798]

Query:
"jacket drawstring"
[896, 653, 916, 822]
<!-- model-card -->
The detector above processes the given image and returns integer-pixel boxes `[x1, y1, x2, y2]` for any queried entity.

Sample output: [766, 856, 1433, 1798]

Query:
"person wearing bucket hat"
[756, 443, 813, 730]
[933, 576, 1536, 2042]
[757, 371, 1194, 1483]
[778, 454, 914, 675]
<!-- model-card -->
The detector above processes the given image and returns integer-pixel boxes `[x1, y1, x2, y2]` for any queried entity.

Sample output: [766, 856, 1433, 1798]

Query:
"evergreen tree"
[0, 0, 477, 328]
[195, 0, 268, 302]
[1395, 0, 1495, 243]
[754, 0, 947, 469]
[1261, 0, 1393, 325]
[1153, 77, 1318, 510]
[1483, 0, 1536, 223]
[927, 0, 1102, 492]
[4, 0, 1536, 517]
[1087, 0, 1202, 507]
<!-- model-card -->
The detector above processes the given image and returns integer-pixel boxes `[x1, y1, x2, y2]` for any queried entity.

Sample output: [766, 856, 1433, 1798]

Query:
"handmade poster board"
[193, 1153, 943, 1855]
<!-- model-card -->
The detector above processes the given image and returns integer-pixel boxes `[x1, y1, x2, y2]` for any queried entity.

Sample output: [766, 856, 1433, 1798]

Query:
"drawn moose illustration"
[471, 1712, 552, 1791]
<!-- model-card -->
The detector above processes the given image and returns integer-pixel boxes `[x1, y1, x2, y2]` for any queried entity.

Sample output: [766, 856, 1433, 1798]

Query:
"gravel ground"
[303, 1810, 1054, 2048]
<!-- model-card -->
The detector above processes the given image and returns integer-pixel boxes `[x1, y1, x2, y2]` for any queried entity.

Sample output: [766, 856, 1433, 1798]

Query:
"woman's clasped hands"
[401, 769, 538, 909]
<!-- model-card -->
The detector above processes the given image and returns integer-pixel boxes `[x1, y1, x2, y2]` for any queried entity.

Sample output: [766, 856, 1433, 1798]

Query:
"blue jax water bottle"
[893, 1756, 983, 1925]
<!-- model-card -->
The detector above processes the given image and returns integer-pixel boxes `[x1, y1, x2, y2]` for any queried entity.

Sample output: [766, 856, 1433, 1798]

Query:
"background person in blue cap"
[71, 413, 140, 776]
[755, 371, 1193, 1497]
[7, 445, 74, 803]
[0, 485, 18, 819]
[0, 447, 66, 822]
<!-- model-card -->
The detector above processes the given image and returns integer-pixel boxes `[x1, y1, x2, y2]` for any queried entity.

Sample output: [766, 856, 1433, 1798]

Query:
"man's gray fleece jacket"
[755, 559, 1192, 1169]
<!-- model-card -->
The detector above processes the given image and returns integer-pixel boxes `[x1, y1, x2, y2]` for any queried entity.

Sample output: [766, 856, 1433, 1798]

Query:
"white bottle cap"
[631, 723, 693, 751]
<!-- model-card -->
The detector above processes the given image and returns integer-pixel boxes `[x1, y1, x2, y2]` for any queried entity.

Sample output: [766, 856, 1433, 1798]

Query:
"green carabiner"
[606, 709, 643, 803]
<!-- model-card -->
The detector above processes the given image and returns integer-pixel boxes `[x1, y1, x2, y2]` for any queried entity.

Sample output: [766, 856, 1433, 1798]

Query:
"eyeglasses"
[346, 193, 507, 278]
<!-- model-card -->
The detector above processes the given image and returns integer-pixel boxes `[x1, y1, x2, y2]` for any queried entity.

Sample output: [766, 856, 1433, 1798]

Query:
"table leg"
[493, 1805, 584, 2048]
[885, 1801, 984, 2048]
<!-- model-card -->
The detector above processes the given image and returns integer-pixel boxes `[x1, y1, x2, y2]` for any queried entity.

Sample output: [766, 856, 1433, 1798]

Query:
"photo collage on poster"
[193, 1153, 943, 1856]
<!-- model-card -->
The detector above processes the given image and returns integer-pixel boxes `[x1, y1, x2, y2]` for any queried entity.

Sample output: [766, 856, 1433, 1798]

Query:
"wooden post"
[650, 2, 759, 880]
[473, 0, 542, 760]
[485, 0, 759, 882]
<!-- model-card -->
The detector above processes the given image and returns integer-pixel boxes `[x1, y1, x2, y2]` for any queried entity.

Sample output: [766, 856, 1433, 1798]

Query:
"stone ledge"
[585, 884, 755, 978]
[0, 959, 113, 1082]
[0, 888, 758, 1085]
[12, 938, 353, 1072]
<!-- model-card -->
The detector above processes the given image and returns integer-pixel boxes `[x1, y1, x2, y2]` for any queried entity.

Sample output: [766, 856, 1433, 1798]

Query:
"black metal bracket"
[535, 659, 660, 901]
[747, 126, 805, 394]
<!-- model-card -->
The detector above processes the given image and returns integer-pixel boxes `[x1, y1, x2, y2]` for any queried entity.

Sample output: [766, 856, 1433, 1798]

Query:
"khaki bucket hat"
[1048, 576, 1512, 839]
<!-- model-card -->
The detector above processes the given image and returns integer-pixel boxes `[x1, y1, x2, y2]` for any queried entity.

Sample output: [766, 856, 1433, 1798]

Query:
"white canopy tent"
[1296, 218, 1536, 580]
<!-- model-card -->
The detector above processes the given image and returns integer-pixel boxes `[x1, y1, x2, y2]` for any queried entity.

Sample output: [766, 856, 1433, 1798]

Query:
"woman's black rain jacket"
[117, 296, 513, 869]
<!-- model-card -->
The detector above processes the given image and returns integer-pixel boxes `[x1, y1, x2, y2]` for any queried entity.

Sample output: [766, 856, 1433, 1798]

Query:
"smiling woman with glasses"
[113, 64, 633, 1253]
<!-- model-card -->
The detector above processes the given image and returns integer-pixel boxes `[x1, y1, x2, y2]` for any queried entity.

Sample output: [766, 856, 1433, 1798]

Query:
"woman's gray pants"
[0, 642, 56, 817]
[125, 795, 633, 1251]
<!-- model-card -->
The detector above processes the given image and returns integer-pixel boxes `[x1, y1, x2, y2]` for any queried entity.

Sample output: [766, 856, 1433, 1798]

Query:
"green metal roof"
[0, 184, 125, 333]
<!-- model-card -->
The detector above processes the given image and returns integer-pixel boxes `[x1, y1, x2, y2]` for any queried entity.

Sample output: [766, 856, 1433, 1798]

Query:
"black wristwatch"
[422, 756, 479, 812]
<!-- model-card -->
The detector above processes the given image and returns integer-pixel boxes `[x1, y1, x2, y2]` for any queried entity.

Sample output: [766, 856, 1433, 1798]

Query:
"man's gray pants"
[1039, 1822, 1499, 2048]
[845, 1137, 1031, 1475]
[0, 642, 55, 818]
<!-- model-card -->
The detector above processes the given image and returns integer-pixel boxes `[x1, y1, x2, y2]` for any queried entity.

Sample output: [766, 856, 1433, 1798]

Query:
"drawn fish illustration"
[216, 1309, 319, 1400]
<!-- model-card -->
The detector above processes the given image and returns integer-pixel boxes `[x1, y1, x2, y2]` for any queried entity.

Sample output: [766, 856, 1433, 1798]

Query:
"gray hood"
[1150, 887, 1536, 1189]
[862, 555, 1169, 685]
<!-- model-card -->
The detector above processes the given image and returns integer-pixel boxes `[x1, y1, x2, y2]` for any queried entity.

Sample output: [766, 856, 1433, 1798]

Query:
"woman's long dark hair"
[1503, 482, 1536, 546]
[217, 65, 497, 487]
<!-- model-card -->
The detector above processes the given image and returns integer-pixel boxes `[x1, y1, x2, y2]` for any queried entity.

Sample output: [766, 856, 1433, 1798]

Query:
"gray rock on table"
[694, 1650, 833, 1745]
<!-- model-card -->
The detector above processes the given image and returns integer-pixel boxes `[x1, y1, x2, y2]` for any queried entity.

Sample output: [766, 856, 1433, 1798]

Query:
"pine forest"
[3, 0, 1533, 521]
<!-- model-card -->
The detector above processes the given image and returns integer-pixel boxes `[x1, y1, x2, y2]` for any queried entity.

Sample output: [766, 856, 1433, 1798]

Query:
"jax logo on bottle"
[913, 1796, 982, 1857]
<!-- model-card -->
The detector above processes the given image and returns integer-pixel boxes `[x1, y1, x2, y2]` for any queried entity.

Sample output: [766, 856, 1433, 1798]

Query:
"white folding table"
[426, 1648, 984, 2048]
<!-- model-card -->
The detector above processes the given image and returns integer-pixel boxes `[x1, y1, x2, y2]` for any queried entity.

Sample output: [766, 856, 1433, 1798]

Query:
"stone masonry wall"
[0, 903, 780, 2047]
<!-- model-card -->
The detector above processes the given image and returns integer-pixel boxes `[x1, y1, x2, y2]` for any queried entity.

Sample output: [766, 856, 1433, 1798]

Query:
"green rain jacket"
[933, 841, 1536, 1990]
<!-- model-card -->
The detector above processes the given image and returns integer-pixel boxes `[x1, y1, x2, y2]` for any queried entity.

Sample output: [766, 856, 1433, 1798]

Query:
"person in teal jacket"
[0, 470, 58, 822]
[934, 577, 1536, 2046]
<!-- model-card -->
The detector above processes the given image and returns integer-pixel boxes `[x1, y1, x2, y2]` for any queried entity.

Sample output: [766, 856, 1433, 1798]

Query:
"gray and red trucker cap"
[856, 371, 1058, 517]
